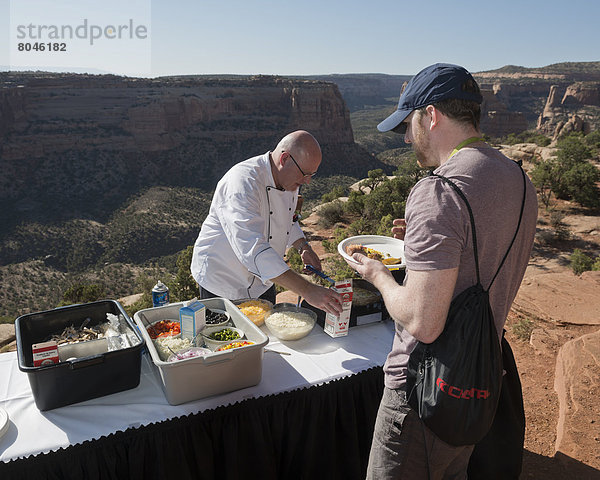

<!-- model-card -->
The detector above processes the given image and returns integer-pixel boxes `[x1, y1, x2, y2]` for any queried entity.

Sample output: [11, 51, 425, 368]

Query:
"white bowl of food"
[146, 319, 181, 340]
[265, 304, 317, 341]
[215, 340, 256, 352]
[201, 325, 245, 351]
[204, 308, 231, 328]
[153, 334, 192, 362]
[166, 346, 212, 362]
[233, 298, 273, 327]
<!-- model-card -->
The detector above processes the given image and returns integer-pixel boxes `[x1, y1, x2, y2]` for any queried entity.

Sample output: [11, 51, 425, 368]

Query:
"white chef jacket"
[190, 151, 305, 299]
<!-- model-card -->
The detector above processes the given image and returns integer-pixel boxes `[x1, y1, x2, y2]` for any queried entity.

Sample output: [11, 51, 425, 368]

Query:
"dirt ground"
[504, 312, 599, 479]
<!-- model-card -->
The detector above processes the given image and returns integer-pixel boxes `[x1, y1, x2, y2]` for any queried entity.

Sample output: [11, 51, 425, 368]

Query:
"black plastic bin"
[307, 278, 394, 328]
[15, 300, 145, 411]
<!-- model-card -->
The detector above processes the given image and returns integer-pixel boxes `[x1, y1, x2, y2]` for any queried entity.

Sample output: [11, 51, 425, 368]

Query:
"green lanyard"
[449, 136, 484, 159]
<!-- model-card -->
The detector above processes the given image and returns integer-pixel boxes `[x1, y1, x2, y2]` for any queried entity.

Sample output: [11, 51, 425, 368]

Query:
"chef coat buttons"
[270, 211, 273, 215]
[269, 236, 272, 239]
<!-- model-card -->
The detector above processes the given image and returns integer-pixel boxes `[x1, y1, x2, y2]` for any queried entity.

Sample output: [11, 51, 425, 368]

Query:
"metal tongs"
[305, 265, 336, 285]
[298, 265, 336, 307]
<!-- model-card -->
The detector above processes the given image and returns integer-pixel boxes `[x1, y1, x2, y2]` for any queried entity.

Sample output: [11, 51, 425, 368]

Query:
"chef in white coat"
[191, 130, 343, 316]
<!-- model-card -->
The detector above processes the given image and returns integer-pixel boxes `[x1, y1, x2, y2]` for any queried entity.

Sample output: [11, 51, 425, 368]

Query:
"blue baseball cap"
[377, 63, 483, 133]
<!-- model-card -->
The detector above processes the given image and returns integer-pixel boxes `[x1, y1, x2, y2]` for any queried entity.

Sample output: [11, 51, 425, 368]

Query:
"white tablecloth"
[0, 320, 394, 463]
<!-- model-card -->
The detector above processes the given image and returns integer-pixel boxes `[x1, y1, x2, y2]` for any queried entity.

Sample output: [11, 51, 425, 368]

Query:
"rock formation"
[479, 88, 529, 137]
[0, 74, 355, 159]
[537, 82, 600, 138]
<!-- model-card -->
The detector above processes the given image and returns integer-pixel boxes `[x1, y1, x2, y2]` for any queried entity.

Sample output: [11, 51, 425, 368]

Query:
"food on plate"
[147, 320, 180, 339]
[382, 257, 402, 265]
[205, 309, 229, 325]
[345, 244, 383, 260]
[345, 243, 369, 256]
[345, 244, 401, 264]
[237, 300, 271, 326]
[208, 327, 240, 341]
[265, 311, 315, 340]
[216, 340, 254, 351]
[153, 335, 191, 361]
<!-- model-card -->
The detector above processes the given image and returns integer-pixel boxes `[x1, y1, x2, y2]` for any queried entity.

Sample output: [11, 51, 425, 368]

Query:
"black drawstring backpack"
[406, 164, 526, 446]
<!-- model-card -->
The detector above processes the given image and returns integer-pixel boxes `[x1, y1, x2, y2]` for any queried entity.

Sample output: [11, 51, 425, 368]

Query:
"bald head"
[271, 130, 322, 191]
[276, 130, 322, 167]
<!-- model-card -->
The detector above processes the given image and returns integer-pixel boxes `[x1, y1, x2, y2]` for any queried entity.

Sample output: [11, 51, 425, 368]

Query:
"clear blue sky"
[2, 0, 599, 77]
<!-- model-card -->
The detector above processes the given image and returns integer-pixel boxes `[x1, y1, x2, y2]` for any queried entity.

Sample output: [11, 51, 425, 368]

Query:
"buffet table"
[0, 320, 395, 480]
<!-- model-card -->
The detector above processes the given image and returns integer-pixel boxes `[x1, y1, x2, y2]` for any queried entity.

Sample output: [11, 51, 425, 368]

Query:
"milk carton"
[179, 300, 206, 340]
[32, 341, 59, 366]
[324, 279, 353, 338]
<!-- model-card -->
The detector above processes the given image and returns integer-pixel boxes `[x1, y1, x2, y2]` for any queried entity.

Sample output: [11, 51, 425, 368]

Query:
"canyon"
[1, 62, 600, 273]
[0, 73, 381, 234]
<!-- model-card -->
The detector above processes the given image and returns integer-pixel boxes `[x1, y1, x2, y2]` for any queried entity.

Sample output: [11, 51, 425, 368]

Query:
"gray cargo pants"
[366, 387, 474, 480]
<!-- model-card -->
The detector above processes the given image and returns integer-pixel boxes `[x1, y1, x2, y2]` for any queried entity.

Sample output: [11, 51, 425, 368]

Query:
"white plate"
[0, 407, 9, 439]
[338, 235, 405, 269]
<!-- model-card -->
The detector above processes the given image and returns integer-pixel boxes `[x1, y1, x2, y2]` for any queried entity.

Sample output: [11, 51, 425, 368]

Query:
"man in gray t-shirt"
[344, 64, 537, 480]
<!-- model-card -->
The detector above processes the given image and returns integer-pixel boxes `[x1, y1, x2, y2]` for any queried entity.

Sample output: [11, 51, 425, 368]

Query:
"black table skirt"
[1, 367, 384, 480]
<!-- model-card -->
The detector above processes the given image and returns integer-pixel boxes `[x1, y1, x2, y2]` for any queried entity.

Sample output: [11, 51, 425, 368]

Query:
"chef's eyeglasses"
[287, 152, 317, 178]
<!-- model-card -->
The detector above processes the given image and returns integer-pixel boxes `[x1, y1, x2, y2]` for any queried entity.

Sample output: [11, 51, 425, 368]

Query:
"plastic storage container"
[135, 297, 269, 405]
[15, 300, 145, 411]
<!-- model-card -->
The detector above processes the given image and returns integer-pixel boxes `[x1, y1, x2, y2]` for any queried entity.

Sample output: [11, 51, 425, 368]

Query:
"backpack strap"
[432, 161, 527, 292]
[488, 163, 527, 290]
[432, 172, 483, 286]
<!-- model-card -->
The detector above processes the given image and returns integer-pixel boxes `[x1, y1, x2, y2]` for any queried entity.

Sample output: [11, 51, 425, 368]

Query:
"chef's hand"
[300, 245, 322, 272]
[345, 253, 392, 287]
[303, 283, 343, 316]
[391, 218, 406, 240]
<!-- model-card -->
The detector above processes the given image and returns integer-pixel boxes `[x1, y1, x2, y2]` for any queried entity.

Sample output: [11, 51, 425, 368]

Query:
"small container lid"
[0, 407, 9, 439]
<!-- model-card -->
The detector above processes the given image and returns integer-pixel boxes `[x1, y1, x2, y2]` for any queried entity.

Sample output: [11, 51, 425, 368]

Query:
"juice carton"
[179, 300, 206, 340]
[324, 279, 353, 338]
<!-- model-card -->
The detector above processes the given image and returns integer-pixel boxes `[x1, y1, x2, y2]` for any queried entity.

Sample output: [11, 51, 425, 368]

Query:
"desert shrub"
[503, 131, 551, 146]
[530, 134, 600, 208]
[560, 162, 600, 207]
[362, 176, 412, 221]
[530, 160, 554, 209]
[60, 283, 106, 306]
[321, 185, 347, 203]
[377, 214, 395, 236]
[393, 156, 429, 184]
[321, 255, 358, 282]
[317, 200, 346, 228]
[344, 190, 366, 216]
[570, 249, 595, 275]
[583, 130, 600, 149]
[357, 169, 389, 193]
[549, 211, 571, 241]
[322, 226, 348, 254]
[346, 217, 375, 236]
[512, 317, 534, 341]
[168, 245, 200, 302]
[300, 175, 357, 210]
[285, 246, 304, 274]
